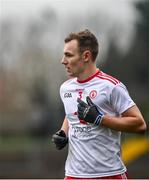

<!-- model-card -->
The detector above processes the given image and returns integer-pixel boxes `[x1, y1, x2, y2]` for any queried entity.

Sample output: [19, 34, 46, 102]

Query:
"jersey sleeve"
[110, 83, 135, 114]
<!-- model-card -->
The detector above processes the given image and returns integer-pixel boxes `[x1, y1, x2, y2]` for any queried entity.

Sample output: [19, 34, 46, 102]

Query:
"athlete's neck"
[77, 66, 99, 82]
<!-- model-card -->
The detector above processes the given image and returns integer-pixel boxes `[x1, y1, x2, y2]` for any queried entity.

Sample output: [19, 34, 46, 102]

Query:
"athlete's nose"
[61, 56, 68, 65]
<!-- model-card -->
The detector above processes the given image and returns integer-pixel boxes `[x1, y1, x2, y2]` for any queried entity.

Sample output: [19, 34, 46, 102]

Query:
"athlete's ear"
[82, 50, 91, 62]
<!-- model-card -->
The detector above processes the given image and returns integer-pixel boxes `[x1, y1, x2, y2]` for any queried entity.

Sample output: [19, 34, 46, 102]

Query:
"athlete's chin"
[67, 73, 76, 78]
[66, 71, 76, 78]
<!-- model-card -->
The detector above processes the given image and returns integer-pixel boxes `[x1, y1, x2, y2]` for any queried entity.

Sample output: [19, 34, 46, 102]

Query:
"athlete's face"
[61, 40, 86, 77]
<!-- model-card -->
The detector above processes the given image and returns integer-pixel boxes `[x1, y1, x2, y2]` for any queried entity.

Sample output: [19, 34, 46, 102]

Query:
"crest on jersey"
[89, 90, 97, 99]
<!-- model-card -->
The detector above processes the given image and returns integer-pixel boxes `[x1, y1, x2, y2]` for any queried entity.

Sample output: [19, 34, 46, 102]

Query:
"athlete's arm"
[101, 105, 147, 133]
[52, 116, 69, 150]
[77, 96, 147, 133]
[61, 116, 69, 136]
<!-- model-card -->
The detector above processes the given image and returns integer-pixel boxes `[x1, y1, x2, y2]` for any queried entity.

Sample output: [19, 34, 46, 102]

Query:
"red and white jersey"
[60, 70, 135, 178]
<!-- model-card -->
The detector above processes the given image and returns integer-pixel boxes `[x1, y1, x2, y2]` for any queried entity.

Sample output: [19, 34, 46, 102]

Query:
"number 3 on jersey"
[78, 91, 83, 99]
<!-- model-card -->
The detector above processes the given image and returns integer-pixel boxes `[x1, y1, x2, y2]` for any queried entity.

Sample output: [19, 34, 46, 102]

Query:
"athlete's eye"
[64, 52, 73, 57]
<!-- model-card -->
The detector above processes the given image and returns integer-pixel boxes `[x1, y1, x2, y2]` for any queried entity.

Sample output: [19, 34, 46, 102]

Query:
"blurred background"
[0, 0, 149, 178]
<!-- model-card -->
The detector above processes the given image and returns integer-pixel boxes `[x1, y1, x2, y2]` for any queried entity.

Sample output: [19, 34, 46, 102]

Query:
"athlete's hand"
[77, 96, 103, 125]
[52, 130, 68, 150]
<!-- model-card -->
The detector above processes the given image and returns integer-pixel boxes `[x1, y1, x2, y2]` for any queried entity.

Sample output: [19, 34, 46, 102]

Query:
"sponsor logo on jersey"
[72, 125, 91, 133]
[71, 124, 93, 138]
[64, 92, 72, 98]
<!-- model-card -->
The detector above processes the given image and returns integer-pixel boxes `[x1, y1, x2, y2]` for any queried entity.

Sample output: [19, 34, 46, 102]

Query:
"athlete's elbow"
[135, 118, 147, 134]
[138, 123, 147, 134]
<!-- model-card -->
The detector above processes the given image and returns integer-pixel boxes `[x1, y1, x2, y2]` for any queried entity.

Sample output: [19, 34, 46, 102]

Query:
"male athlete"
[52, 29, 147, 179]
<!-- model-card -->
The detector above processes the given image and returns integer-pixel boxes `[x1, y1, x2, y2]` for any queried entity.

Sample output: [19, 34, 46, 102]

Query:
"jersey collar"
[77, 70, 100, 83]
